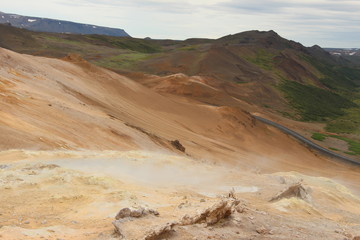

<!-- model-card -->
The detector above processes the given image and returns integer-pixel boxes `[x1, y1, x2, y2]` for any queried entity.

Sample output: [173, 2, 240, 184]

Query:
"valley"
[0, 22, 360, 240]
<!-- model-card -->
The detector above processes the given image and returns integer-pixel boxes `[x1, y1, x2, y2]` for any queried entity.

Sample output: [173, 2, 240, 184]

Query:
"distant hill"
[0, 11, 129, 37]
[0, 23, 359, 141]
[325, 48, 360, 65]
[325, 48, 360, 57]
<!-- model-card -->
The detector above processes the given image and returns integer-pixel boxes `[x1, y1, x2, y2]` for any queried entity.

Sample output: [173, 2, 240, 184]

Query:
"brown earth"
[0, 48, 359, 239]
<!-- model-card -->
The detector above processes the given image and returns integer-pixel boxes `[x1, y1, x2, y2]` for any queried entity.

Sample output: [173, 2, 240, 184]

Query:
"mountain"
[1, 18, 360, 239]
[325, 48, 360, 65]
[1, 46, 360, 240]
[325, 48, 360, 57]
[0, 11, 129, 36]
[0, 23, 359, 158]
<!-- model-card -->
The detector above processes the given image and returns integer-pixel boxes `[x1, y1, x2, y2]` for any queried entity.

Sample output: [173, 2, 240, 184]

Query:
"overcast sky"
[2, 0, 359, 47]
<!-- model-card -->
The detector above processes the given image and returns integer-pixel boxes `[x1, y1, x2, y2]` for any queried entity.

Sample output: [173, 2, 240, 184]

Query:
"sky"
[1, 0, 360, 48]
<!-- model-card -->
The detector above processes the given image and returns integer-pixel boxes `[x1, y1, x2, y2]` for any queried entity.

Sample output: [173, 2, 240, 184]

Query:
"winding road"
[253, 115, 360, 166]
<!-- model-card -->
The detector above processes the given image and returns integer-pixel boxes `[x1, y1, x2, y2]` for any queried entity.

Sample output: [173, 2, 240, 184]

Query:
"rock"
[38, 164, 59, 169]
[115, 207, 131, 219]
[112, 220, 124, 238]
[180, 197, 240, 226]
[170, 140, 185, 152]
[129, 208, 144, 218]
[0, 165, 8, 169]
[345, 233, 353, 239]
[233, 217, 242, 223]
[114, 218, 176, 239]
[235, 203, 247, 213]
[353, 237, 360, 240]
[113, 195, 239, 239]
[113, 206, 160, 238]
[178, 202, 187, 209]
[256, 226, 271, 235]
[200, 199, 206, 203]
[62, 53, 86, 63]
[147, 208, 159, 216]
[278, 176, 286, 184]
[143, 221, 177, 240]
[270, 182, 311, 203]
[115, 207, 159, 220]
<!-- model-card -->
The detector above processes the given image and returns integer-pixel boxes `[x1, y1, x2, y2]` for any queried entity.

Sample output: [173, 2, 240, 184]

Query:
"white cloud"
[1, 0, 359, 47]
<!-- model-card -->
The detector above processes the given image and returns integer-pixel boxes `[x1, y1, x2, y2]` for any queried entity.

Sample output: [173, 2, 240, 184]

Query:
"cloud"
[1, 0, 359, 47]
[214, 0, 360, 14]
[57, 0, 197, 14]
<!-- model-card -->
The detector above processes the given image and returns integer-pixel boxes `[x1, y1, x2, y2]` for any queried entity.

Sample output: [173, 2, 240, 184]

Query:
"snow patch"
[27, 19, 37, 22]
[92, 26, 97, 28]
[349, 52, 356, 56]
[1, 16, 4, 19]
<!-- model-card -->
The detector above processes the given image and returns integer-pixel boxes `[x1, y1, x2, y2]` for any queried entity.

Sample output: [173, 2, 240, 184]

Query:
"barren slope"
[0, 47, 337, 170]
[0, 48, 360, 239]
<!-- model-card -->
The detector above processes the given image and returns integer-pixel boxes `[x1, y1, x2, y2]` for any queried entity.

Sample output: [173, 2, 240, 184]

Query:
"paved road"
[253, 115, 360, 166]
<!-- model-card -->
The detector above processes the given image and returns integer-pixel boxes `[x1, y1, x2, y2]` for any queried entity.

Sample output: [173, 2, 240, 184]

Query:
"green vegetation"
[95, 52, 154, 70]
[279, 80, 356, 121]
[310, 132, 360, 155]
[178, 45, 199, 51]
[2, 24, 360, 138]
[345, 151, 357, 155]
[85, 35, 162, 53]
[298, 55, 360, 135]
[245, 49, 275, 71]
[325, 118, 359, 134]
[329, 135, 360, 155]
[278, 110, 295, 118]
[301, 55, 360, 95]
[323, 105, 360, 134]
[311, 133, 326, 141]
[36, 34, 91, 51]
[25, 32, 164, 71]
[329, 147, 339, 151]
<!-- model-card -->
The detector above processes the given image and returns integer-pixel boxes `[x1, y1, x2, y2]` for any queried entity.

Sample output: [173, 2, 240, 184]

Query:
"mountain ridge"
[0, 11, 129, 37]
[0, 23, 359, 157]
[1, 12, 360, 240]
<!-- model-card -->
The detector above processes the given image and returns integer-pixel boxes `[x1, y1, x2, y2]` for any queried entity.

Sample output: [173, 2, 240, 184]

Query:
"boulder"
[115, 207, 159, 220]
[270, 182, 311, 203]
[180, 198, 240, 226]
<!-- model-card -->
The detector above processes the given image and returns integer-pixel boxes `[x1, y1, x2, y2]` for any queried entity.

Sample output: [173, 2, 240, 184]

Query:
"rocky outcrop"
[270, 182, 311, 203]
[115, 207, 159, 220]
[143, 222, 177, 240]
[112, 195, 241, 239]
[170, 140, 185, 152]
[180, 198, 240, 226]
[112, 207, 160, 238]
